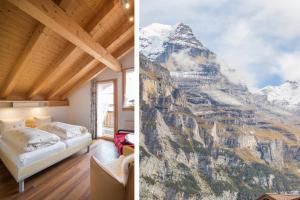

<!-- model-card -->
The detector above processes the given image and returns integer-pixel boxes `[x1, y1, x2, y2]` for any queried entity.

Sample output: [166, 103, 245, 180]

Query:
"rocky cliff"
[140, 23, 300, 200]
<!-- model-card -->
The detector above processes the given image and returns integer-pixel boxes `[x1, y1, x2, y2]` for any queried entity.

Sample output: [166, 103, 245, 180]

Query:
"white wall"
[68, 82, 91, 129]
[68, 49, 134, 131]
[0, 106, 70, 123]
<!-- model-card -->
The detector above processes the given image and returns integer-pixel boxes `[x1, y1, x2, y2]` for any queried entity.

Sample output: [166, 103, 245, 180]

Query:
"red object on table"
[114, 130, 134, 154]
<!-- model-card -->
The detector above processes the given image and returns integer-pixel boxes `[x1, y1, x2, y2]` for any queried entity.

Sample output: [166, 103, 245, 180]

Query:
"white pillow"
[0, 119, 25, 135]
[34, 116, 52, 127]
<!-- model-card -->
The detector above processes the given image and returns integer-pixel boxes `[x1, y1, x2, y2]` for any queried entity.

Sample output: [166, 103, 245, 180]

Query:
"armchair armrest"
[90, 156, 125, 200]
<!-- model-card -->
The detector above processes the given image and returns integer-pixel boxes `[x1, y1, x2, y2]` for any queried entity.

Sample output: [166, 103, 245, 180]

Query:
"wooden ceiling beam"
[0, 0, 81, 99]
[27, 0, 119, 98]
[61, 36, 134, 99]
[7, 0, 121, 71]
[47, 24, 134, 99]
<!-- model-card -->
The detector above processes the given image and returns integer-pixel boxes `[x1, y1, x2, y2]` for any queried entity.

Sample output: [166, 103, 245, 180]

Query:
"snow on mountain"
[140, 22, 209, 61]
[140, 23, 173, 61]
[258, 80, 300, 109]
[140, 22, 250, 106]
[141, 22, 300, 113]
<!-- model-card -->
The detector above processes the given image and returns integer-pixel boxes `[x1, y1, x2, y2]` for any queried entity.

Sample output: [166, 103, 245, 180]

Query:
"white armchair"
[90, 154, 134, 200]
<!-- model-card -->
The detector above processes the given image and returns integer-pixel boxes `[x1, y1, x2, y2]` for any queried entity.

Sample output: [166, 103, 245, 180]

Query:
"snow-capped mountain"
[140, 22, 300, 199]
[140, 22, 214, 63]
[167, 22, 204, 49]
[258, 80, 300, 110]
[140, 23, 250, 106]
[140, 23, 300, 113]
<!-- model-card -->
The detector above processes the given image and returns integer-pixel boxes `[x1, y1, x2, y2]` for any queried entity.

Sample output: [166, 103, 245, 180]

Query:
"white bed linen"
[1, 127, 60, 152]
[38, 122, 88, 139]
[0, 139, 65, 167]
[62, 133, 92, 148]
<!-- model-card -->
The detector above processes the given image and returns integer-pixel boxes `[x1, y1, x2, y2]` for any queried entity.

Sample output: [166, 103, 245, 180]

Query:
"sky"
[140, 0, 300, 89]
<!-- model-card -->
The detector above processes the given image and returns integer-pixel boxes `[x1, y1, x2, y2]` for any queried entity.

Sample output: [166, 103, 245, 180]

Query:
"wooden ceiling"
[0, 0, 134, 104]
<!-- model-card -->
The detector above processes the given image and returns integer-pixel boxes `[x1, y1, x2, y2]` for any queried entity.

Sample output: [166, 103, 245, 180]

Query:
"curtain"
[90, 79, 97, 139]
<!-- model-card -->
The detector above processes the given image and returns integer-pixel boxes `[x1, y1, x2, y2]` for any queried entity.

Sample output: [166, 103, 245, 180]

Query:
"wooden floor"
[0, 139, 119, 200]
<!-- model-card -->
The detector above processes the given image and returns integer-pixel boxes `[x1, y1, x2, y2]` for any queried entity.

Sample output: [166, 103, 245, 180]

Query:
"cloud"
[215, 20, 279, 89]
[141, 0, 300, 88]
[275, 52, 300, 83]
[240, 0, 300, 39]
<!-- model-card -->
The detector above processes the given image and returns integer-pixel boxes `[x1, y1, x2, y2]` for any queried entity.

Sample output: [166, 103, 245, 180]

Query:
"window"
[97, 80, 117, 137]
[123, 68, 135, 110]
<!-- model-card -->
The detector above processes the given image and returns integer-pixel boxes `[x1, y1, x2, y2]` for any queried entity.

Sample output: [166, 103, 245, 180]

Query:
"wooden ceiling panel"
[8, 0, 121, 71]
[60, 0, 107, 27]
[31, 0, 129, 98]
[27, 0, 119, 98]
[0, 0, 134, 101]
[14, 28, 70, 94]
[91, 4, 124, 41]
[0, 0, 90, 98]
[0, 1, 38, 91]
[4, 0, 109, 96]
[48, 23, 134, 99]
[42, 49, 91, 95]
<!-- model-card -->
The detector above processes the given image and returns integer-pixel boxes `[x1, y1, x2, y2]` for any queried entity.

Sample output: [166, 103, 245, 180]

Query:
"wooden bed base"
[0, 139, 92, 193]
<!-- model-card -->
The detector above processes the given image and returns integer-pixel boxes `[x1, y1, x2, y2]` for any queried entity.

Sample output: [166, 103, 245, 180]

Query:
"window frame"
[122, 67, 135, 111]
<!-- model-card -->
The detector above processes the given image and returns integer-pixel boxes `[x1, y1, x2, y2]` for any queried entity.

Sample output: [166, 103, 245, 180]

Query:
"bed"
[0, 118, 92, 193]
[62, 133, 92, 148]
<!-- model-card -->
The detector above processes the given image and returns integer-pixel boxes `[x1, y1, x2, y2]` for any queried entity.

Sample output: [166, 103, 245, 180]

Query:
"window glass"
[123, 69, 135, 108]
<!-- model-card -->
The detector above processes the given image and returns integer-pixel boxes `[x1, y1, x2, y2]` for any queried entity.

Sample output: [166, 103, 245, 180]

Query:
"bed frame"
[0, 138, 91, 192]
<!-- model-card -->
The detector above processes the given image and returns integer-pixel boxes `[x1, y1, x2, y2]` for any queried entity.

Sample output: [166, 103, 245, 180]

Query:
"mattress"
[62, 133, 92, 148]
[0, 139, 65, 167]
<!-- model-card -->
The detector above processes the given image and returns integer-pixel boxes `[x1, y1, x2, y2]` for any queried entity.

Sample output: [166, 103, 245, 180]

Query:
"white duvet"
[1, 127, 60, 152]
[38, 122, 88, 139]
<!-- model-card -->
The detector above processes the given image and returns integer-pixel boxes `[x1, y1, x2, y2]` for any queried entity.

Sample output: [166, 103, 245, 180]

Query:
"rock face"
[140, 23, 300, 200]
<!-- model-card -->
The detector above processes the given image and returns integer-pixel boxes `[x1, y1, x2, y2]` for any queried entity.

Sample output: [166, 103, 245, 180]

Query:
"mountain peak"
[174, 22, 185, 26]
[174, 22, 192, 31]
[168, 22, 203, 48]
[140, 22, 206, 61]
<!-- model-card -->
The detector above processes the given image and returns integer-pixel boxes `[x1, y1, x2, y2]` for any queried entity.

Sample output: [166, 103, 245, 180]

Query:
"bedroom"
[0, 0, 135, 199]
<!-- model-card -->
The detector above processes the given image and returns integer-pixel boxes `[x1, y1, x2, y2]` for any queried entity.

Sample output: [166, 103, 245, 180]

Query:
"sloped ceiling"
[0, 0, 134, 104]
